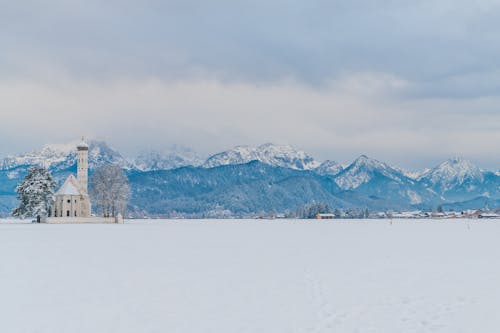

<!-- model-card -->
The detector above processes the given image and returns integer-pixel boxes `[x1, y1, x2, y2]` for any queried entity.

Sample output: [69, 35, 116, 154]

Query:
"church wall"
[53, 195, 86, 217]
[52, 195, 91, 218]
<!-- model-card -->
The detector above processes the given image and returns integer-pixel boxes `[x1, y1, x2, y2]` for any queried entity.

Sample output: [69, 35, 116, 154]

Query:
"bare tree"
[90, 164, 130, 217]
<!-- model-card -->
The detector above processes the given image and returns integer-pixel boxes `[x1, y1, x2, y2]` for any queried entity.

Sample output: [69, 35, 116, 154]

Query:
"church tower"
[77, 137, 89, 194]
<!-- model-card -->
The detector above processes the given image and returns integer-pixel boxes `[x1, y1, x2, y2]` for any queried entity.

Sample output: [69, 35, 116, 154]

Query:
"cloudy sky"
[1, 0, 500, 170]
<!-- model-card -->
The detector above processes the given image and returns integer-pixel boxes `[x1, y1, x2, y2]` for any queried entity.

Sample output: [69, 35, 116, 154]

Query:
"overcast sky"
[1, 0, 500, 170]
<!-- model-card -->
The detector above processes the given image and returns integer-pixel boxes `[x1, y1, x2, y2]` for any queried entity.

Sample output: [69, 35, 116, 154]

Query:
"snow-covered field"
[1, 219, 499, 333]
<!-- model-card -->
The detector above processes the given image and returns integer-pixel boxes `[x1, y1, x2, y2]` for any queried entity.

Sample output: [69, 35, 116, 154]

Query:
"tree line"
[13, 164, 130, 221]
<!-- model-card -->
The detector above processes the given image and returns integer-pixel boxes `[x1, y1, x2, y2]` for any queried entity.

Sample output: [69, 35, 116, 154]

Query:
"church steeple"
[77, 137, 89, 194]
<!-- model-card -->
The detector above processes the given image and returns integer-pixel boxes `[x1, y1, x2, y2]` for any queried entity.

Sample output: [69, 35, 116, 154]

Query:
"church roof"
[77, 137, 89, 149]
[55, 175, 84, 196]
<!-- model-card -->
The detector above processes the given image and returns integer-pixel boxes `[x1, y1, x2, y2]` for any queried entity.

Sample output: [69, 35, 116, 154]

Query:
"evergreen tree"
[436, 204, 444, 213]
[12, 166, 57, 221]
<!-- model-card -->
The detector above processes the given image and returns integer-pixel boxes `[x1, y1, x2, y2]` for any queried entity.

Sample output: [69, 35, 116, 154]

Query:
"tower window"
[74, 211, 77, 217]
[66, 211, 70, 217]
[67, 199, 71, 203]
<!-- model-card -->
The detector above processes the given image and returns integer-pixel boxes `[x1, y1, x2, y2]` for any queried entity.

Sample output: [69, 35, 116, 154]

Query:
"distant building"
[466, 210, 488, 219]
[478, 213, 500, 219]
[393, 211, 426, 219]
[316, 213, 334, 219]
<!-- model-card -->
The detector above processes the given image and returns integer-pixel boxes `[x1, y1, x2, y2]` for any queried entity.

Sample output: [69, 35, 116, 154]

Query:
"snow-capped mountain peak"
[0, 142, 78, 170]
[0, 140, 132, 171]
[133, 146, 204, 171]
[202, 143, 321, 170]
[87, 140, 133, 170]
[334, 155, 406, 190]
[394, 167, 429, 180]
[314, 160, 343, 176]
[419, 157, 484, 192]
[353, 155, 380, 167]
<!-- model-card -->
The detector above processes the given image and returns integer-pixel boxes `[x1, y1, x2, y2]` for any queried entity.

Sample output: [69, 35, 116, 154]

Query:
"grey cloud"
[3, 0, 500, 96]
[0, 76, 498, 170]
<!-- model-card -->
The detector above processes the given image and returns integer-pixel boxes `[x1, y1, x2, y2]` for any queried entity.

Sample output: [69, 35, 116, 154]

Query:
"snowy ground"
[1, 219, 499, 333]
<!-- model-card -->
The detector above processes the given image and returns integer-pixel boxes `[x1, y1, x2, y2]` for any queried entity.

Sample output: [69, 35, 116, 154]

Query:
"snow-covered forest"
[1, 141, 499, 218]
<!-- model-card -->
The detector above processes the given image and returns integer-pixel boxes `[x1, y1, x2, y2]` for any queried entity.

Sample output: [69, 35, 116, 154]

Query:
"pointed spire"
[77, 136, 89, 150]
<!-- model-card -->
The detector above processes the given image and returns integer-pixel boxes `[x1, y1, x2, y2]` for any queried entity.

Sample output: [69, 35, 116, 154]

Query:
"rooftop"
[55, 175, 83, 196]
[77, 137, 89, 150]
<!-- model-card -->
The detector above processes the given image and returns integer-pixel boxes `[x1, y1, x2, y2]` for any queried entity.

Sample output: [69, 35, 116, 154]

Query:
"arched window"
[66, 210, 70, 217]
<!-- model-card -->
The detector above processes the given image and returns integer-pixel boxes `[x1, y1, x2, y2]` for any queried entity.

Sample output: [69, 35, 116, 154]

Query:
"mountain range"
[0, 140, 498, 217]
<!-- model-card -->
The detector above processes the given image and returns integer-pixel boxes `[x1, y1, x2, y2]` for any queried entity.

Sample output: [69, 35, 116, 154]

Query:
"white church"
[51, 139, 91, 218]
[46, 138, 122, 224]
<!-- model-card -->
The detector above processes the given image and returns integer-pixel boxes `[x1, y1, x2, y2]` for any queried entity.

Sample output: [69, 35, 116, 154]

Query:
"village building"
[316, 213, 335, 219]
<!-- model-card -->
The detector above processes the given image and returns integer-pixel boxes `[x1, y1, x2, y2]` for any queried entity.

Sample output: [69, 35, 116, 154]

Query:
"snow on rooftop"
[55, 175, 82, 196]
[77, 137, 89, 149]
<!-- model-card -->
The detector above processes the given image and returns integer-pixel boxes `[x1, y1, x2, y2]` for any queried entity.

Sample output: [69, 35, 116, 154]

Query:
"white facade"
[51, 139, 92, 218]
